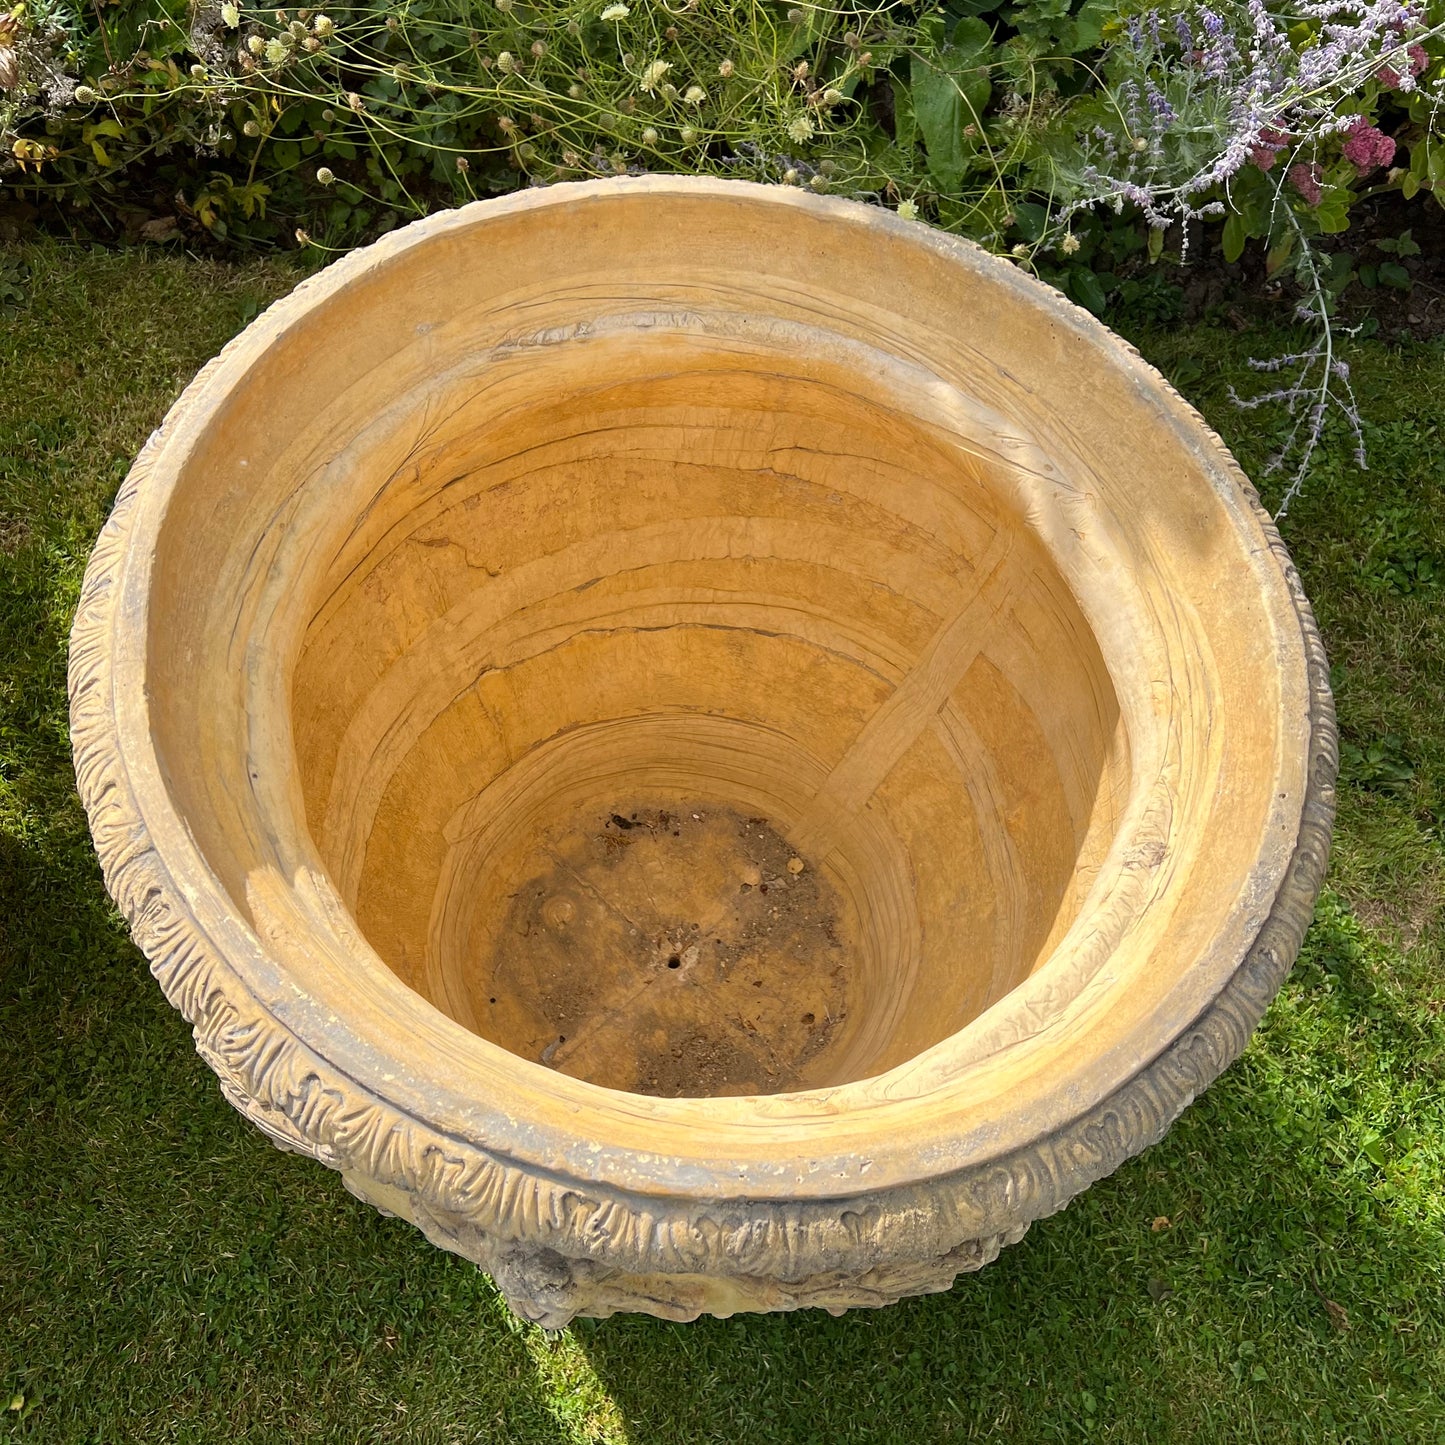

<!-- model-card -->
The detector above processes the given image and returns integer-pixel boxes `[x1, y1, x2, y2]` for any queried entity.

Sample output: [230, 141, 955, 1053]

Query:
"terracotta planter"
[70, 178, 1335, 1325]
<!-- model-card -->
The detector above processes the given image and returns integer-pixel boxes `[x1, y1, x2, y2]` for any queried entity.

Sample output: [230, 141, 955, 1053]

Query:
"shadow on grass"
[0, 773, 581, 1445]
[571, 1001, 1445, 1444]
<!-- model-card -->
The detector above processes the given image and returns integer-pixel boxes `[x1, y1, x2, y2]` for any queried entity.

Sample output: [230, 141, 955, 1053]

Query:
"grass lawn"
[1, 238, 1442, 1444]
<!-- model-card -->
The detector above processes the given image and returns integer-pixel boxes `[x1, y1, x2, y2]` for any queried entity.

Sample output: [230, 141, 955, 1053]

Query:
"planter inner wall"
[290, 332, 1127, 1094]
[140, 197, 1136, 1099]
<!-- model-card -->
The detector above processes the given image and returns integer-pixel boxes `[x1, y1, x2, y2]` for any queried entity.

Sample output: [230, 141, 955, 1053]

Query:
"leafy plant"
[1340, 733, 1416, 794]
[1359, 503, 1441, 593]
[0, 255, 28, 313]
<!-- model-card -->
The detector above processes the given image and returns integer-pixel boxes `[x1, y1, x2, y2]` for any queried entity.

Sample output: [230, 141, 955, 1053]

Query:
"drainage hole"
[667, 955, 682, 969]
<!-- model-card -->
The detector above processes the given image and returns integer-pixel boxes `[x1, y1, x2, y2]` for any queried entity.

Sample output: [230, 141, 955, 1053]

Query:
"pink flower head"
[1288, 160, 1323, 206]
[1249, 126, 1291, 171]
[1341, 117, 1396, 173]
[1377, 44, 1429, 89]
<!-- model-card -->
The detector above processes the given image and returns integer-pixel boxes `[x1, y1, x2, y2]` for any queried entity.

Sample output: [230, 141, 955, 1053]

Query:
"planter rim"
[70, 178, 1336, 1235]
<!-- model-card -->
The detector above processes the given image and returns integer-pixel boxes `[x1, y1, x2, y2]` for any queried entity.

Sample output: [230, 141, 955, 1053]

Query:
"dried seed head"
[640, 125, 659, 145]
[247, 33, 266, 53]
[456, 155, 470, 172]
[316, 165, 335, 183]
[684, 84, 705, 104]
[897, 199, 919, 221]
[530, 39, 546, 57]
[1060, 232, 1080, 254]
[718, 58, 734, 78]
[312, 13, 333, 35]
[243, 118, 261, 135]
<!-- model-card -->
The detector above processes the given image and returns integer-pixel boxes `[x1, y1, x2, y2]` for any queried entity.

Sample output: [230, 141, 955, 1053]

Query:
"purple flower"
[1197, 7, 1238, 78]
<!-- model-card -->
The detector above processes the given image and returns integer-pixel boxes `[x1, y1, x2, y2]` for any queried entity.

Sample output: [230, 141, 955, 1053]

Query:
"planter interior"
[288, 323, 1128, 1096]
[75, 180, 1332, 1322]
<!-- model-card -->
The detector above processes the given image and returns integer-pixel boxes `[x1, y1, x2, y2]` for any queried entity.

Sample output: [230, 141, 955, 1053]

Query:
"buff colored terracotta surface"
[69, 178, 1336, 1325]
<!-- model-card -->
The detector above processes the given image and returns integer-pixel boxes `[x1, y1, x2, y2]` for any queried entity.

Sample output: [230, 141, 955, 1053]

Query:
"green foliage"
[907, 15, 991, 195]
[2, 0, 1444, 274]
[1340, 733, 1416, 795]
[3, 241, 1445, 1445]
[0, 254, 27, 311]
[1356, 502, 1441, 595]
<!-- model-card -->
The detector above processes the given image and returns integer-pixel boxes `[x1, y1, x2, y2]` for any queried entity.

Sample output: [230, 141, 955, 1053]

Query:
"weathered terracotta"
[69, 178, 1336, 1325]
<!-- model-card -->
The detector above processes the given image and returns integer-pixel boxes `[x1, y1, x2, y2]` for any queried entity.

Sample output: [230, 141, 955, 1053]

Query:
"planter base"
[340, 1167, 1030, 1324]
[482, 800, 849, 1098]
